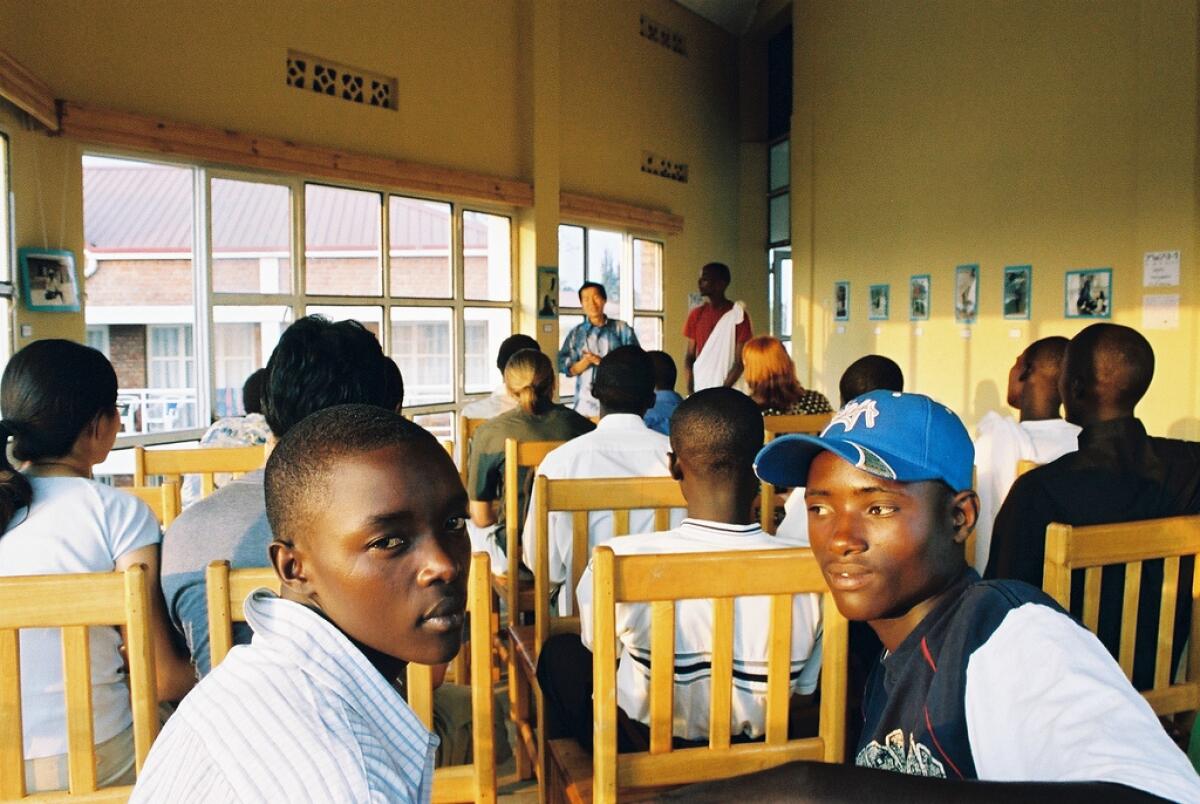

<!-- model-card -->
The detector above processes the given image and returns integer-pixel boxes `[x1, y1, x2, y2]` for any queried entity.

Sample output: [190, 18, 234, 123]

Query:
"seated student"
[181, 368, 273, 507]
[643, 350, 683, 435]
[467, 348, 594, 574]
[720, 390, 1200, 801]
[838, 354, 904, 406]
[132, 405, 471, 802]
[521, 346, 682, 614]
[537, 388, 821, 751]
[461, 333, 540, 420]
[972, 337, 1078, 571]
[0, 340, 194, 794]
[743, 335, 833, 416]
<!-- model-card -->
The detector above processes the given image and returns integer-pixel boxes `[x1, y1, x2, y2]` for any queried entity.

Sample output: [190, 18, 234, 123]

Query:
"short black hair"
[1068, 323, 1155, 410]
[381, 358, 405, 413]
[578, 281, 608, 302]
[646, 350, 677, 391]
[497, 334, 540, 372]
[839, 355, 904, 406]
[1025, 335, 1069, 373]
[265, 404, 437, 546]
[592, 345, 655, 415]
[261, 315, 394, 438]
[669, 388, 762, 476]
[702, 262, 731, 284]
[242, 369, 268, 415]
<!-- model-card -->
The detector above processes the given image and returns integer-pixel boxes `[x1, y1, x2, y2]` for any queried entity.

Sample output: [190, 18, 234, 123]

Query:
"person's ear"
[269, 538, 313, 598]
[949, 490, 979, 545]
[668, 451, 684, 481]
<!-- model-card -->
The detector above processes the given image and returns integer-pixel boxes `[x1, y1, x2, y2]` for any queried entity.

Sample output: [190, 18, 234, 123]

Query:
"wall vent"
[639, 14, 686, 56]
[286, 50, 397, 111]
[642, 151, 688, 183]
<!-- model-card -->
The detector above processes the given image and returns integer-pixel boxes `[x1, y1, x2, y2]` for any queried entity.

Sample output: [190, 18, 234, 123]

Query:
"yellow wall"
[790, 0, 1199, 437]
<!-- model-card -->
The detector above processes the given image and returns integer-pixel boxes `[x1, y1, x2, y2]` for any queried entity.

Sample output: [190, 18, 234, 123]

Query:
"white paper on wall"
[1143, 251, 1180, 287]
[1142, 294, 1180, 330]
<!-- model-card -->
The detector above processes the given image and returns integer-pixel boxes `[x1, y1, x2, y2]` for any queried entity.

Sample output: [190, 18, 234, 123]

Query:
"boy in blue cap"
[671, 391, 1197, 800]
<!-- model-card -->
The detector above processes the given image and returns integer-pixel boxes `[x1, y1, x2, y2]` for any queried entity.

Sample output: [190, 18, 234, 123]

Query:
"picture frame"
[19, 248, 80, 312]
[1064, 268, 1112, 319]
[954, 263, 979, 324]
[1002, 265, 1031, 320]
[536, 265, 559, 319]
[834, 281, 850, 321]
[909, 274, 930, 321]
[868, 284, 890, 320]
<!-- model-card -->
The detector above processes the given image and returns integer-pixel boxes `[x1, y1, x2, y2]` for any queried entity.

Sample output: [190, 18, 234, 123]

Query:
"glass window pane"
[633, 317, 662, 351]
[412, 411, 454, 442]
[769, 193, 790, 245]
[390, 195, 452, 298]
[0, 134, 9, 282]
[587, 229, 622, 318]
[305, 184, 382, 296]
[463, 210, 511, 301]
[305, 305, 384, 343]
[558, 224, 584, 308]
[389, 307, 453, 406]
[211, 178, 292, 293]
[463, 307, 512, 395]
[212, 305, 293, 418]
[769, 139, 790, 192]
[557, 314, 584, 398]
[633, 239, 662, 311]
[780, 255, 793, 338]
[83, 155, 197, 436]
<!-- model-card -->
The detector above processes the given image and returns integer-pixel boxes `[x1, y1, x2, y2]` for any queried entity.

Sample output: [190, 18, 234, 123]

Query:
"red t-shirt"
[684, 302, 753, 356]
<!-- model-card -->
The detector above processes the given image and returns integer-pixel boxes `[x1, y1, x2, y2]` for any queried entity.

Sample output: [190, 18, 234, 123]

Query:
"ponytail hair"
[0, 421, 31, 534]
[504, 349, 555, 415]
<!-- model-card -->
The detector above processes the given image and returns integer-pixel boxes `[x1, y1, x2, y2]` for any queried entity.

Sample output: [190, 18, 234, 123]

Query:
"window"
[766, 23, 794, 344]
[0, 133, 10, 369]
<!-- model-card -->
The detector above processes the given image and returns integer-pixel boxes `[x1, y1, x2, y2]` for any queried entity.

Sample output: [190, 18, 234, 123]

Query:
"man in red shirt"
[683, 262, 753, 393]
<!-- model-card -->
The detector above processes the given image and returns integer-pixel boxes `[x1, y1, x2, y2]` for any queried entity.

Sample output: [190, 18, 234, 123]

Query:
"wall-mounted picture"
[1003, 265, 1032, 320]
[955, 263, 979, 323]
[19, 248, 80, 312]
[909, 274, 930, 321]
[537, 265, 559, 319]
[869, 284, 890, 320]
[834, 281, 849, 321]
[1065, 268, 1112, 319]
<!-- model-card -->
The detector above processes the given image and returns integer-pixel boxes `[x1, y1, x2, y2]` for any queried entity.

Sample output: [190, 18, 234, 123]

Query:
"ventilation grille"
[286, 50, 397, 111]
[642, 151, 688, 183]
[640, 14, 686, 56]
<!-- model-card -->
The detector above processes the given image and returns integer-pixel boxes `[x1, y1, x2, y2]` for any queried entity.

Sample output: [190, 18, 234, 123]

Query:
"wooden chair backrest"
[206, 556, 497, 803]
[126, 480, 181, 528]
[1043, 515, 1200, 716]
[134, 443, 267, 500]
[503, 438, 565, 629]
[760, 413, 832, 533]
[591, 547, 847, 799]
[459, 415, 487, 484]
[1016, 458, 1039, 477]
[0, 566, 159, 800]
[531, 475, 686, 659]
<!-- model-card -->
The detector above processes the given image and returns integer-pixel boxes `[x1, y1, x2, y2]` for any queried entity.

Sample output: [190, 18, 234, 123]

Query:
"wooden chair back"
[591, 547, 847, 800]
[1043, 515, 1200, 716]
[126, 480, 181, 528]
[0, 566, 160, 800]
[1016, 458, 1039, 477]
[459, 415, 487, 484]
[760, 413, 832, 533]
[503, 438, 565, 630]
[134, 443, 267, 501]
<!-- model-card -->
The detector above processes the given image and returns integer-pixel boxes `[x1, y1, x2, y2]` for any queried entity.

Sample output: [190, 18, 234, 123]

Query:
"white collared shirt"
[520, 413, 682, 613]
[460, 385, 518, 420]
[132, 591, 436, 803]
[575, 519, 823, 741]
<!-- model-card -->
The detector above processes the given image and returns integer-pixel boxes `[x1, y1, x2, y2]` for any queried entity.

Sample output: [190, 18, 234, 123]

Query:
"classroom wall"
[789, 0, 1200, 438]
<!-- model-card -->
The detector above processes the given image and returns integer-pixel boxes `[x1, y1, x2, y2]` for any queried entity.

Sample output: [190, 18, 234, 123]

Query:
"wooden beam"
[0, 49, 58, 131]
[560, 191, 683, 236]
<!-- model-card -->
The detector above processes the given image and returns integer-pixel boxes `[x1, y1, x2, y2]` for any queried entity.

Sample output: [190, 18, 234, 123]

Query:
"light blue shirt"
[132, 590, 436, 803]
[556, 317, 639, 416]
[643, 389, 683, 435]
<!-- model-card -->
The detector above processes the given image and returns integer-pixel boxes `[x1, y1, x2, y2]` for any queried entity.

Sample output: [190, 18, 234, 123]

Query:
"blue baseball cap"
[754, 390, 974, 492]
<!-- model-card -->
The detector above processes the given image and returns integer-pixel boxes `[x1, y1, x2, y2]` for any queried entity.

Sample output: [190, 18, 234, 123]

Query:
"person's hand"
[583, 351, 602, 367]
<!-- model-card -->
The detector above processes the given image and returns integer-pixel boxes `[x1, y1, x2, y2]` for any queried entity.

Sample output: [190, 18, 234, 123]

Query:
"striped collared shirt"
[132, 591, 436, 803]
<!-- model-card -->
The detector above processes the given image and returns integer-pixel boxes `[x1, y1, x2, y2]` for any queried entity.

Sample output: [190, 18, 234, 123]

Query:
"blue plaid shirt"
[556, 317, 639, 415]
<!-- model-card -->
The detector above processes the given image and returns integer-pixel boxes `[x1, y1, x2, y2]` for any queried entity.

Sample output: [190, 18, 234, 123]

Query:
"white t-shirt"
[972, 413, 1079, 571]
[0, 477, 161, 758]
[576, 519, 822, 741]
[520, 414, 684, 614]
[461, 385, 518, 420]
[774, 487, 810, 545]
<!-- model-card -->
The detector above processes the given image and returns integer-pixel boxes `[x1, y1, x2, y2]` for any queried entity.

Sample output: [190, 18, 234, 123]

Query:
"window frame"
[767, 133, 791, 343]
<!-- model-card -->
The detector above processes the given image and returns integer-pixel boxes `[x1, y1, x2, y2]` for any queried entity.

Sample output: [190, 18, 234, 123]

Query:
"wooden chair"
[0, 565, 160, 800]
[133, 443, 267, 503]
[459, 414, 486, 485]
[205, 555, 498, 803]
[1043, 515, 1200, 718]
[759, 413, 833, 533]
[126, 480, 181, 528]
[1016, 458, 1039, 477]
[507, 475, 686, 789]
[547, 546, 848, 803]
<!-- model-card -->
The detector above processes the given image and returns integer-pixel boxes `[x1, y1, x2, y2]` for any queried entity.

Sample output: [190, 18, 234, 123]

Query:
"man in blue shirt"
[557, 281, 639, 417]
[643, 350, 683, 435]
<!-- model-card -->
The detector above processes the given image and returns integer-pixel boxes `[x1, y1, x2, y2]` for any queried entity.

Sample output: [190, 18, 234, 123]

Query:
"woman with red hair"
[742, 335, 833, 416]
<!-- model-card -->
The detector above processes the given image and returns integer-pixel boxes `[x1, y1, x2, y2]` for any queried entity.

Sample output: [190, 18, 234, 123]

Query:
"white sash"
[693, 301, 744, 391]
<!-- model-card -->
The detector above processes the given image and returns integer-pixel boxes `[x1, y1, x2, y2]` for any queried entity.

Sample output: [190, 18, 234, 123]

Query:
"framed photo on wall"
[834, 281, 849, 321]
[19, 248, 80, 312]
[1003, 265, 1031, 320]
[955, 263, 979, 324]
[1065, 268, 1112, 319]
[869, 284, 890, 320]
[909, 274, 930, 321]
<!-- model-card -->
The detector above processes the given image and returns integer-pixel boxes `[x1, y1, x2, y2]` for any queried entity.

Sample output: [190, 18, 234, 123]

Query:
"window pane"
[633, 239, 662, 311]
[779, 255, 793, 338]
[769, 193, 790, 245]
[768, 139, 790, 192]
[389, 307, 453, 406]
[463, 211, 511, 301]
[390, 195, 451, 298]
[413, 412, 454, 442]
[463, 307, 512, 395]
[83, 155, 197, 436]
[213, 305, 293, 417]
[305, 305, 384, 342]
[557, 314, 583, 398]
[558, 224, 585, 308]
[0, 134, 9, 282]
[587, 229, 622, 318]
[305, 184, 382, 296]
[633, 317, 662, 351]
[211, 178, 292, 293]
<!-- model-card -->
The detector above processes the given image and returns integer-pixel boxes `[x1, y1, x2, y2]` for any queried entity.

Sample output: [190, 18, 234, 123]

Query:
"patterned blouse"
[761, 390, 834, 417]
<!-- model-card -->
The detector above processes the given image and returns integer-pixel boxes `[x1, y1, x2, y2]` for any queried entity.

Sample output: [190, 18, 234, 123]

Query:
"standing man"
[557, 281, 639, 418]
[684, 262, 752, 393]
